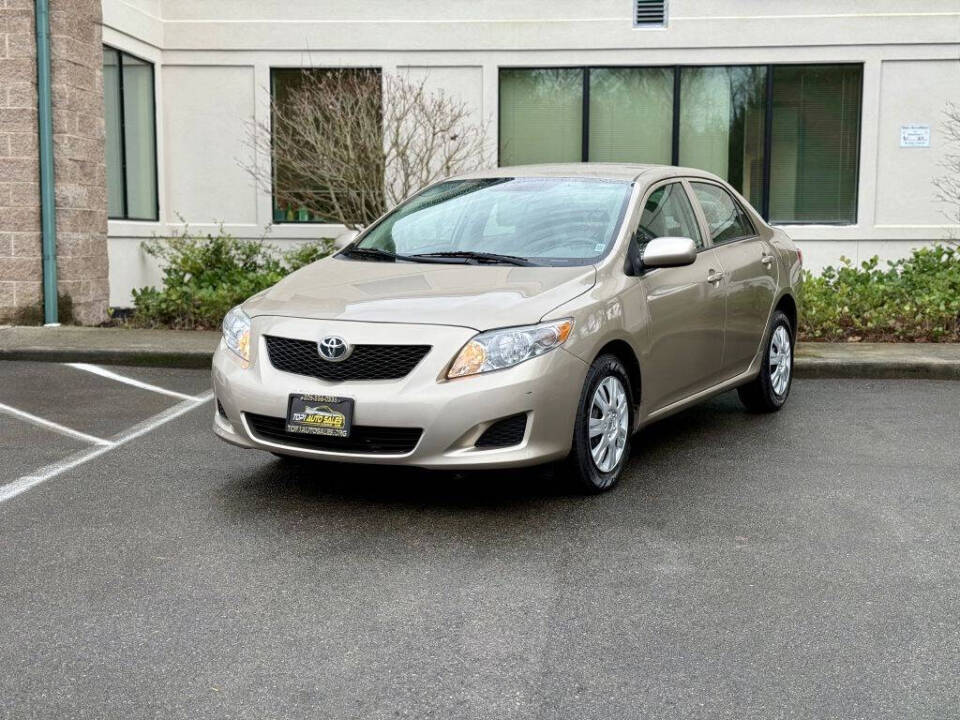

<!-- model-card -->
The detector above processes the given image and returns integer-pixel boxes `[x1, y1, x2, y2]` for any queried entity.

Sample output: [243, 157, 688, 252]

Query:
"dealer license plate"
[285, 394, 353, 437]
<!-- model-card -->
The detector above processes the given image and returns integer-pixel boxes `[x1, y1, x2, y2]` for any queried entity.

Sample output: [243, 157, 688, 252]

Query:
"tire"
[737, 309, 794, 413]
[564, 354, 634, 493]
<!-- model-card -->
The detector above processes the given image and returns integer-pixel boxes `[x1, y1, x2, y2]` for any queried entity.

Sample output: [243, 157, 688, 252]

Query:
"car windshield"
[349, 177, 633, 266]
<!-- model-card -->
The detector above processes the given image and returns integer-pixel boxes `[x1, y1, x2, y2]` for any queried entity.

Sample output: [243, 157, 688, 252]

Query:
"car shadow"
[222, 458, 576, 512]
[218, 390, 752, 516]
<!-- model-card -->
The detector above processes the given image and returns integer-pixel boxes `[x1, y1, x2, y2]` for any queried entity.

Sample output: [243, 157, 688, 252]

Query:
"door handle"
[707, 270, 725, 285]
[761, 254, 774, 267]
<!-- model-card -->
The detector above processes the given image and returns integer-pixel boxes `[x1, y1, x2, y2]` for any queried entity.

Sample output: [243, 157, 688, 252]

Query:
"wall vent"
[634, 0, 667, 26]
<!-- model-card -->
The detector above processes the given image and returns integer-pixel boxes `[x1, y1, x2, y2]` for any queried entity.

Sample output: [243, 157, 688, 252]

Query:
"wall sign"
[900, 124, 931, 148]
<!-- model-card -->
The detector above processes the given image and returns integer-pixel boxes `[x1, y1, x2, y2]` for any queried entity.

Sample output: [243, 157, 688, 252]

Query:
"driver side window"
[636, 183, 704, 253]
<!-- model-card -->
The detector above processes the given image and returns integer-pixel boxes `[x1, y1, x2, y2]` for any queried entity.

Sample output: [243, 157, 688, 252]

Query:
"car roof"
[450, 162, 726, 184]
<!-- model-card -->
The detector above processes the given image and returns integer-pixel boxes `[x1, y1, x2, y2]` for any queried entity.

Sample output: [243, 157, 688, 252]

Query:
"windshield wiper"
[338, 247, 401, 262]
[339, 247, 456, 264]
[410, 251, 536, 267]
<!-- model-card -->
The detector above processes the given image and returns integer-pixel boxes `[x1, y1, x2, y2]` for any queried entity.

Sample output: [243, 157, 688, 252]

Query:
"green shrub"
[799, 243, 960, 342]
[131, 227, 333, 329]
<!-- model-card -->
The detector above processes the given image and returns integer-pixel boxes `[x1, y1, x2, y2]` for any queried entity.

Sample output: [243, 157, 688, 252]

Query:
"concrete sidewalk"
[1, 325, 959, 379]
[0, 325, 219, 368]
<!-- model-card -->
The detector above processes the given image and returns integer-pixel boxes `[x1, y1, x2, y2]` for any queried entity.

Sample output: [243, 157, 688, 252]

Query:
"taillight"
[797, 248, 803, 266]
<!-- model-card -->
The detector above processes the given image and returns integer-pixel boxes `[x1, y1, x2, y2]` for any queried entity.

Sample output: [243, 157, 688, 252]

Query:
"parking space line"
[0, 391, 213, 505]
[0, 402, 113, 447]
[65, 363, 202, 401]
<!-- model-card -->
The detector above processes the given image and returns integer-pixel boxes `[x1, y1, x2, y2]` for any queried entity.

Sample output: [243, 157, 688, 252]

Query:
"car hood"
[243, 256, 596, 331]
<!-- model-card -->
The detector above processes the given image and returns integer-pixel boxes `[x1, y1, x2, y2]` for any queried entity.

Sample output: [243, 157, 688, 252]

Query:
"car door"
[634, 180, 726, 412]
[690, 181, 778, 379]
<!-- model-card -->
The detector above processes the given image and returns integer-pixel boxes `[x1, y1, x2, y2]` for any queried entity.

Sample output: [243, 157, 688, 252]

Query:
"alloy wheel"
[589, 376, 629, 472]
[769, 325, 792, 396]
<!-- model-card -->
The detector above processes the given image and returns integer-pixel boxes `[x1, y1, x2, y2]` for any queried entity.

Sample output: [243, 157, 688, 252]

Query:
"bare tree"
[935, 101, 960, 235]
[244, 69, 488, 230]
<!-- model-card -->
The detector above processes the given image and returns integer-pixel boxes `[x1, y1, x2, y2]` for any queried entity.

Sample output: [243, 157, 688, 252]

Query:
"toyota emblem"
[318, 335, 351, 362]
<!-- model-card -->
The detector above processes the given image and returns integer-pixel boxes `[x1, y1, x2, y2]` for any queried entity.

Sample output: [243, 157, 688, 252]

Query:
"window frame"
[497, 62, 864, 226]
[103, 45, 159, 222]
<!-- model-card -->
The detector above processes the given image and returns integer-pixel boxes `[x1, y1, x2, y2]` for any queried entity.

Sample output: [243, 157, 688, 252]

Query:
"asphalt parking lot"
[1, 360, 958, 719]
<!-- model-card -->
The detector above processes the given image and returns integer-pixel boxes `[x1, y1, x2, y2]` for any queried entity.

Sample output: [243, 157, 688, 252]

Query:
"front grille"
[475, 414, 527, 448]
[264, 335, 431, 381]
[245, 413, 422, 455]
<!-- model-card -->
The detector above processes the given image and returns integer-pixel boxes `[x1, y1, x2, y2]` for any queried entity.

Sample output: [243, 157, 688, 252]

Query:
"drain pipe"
[35, 0, 58, 325]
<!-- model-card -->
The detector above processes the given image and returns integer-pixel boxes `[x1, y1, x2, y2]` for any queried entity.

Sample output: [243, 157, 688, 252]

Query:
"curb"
[0, 347, 213, 369]
[2, 346, 960, 380]
[793, 359, 960, 381]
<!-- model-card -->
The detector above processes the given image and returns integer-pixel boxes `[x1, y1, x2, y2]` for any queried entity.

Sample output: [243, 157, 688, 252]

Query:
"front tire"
[738, 309, 794, 413]
[564, 354, 633, 493]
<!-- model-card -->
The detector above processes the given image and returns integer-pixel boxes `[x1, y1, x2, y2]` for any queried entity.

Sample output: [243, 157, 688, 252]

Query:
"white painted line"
[66, 362, 201, 401]
[0, 402, 113, 447]
[0, 391, 213, 505]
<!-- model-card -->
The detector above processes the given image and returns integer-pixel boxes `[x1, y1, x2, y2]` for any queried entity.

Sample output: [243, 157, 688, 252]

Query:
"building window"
[590, 67, 673, 164]
[499, 69, 582, 167]
[769, 64, 862, 224]
[499, 64, 862, 224]
[679, 66, 767, 209]
[270, 68, 382, 223]
[103, 47, 158, 221]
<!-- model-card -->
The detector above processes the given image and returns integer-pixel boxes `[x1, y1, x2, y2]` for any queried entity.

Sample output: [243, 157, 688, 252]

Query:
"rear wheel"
[564, 354, 633, 493]
[738, 309, 794, 413]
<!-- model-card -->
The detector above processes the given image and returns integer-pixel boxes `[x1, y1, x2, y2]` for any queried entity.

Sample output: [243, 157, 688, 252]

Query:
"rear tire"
[738, 309, 794, 413]
[563, 354, 633, 493]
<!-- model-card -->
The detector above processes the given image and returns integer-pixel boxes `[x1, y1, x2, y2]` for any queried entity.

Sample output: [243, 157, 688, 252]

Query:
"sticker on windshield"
[594, 243, 605, 253]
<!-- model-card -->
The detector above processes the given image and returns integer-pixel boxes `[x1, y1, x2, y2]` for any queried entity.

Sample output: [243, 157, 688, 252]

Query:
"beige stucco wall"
[102, 0, 960, 305]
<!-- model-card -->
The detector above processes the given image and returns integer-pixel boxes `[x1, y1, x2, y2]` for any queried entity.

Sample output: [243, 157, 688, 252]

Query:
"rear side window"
[637, 182, 703, 251]
[690, 182, 755, 245]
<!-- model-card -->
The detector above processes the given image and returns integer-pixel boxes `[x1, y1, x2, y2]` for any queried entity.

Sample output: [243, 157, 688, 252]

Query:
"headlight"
[447, 319, 574, 378]
[222, 306, 251, 362]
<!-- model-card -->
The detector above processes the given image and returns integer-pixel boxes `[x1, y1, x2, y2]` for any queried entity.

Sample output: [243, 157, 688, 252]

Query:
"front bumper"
[212, 316, 589, 469]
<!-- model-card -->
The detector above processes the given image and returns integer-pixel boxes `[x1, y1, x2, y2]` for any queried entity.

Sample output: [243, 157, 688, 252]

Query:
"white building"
[102, 0, 960, 307]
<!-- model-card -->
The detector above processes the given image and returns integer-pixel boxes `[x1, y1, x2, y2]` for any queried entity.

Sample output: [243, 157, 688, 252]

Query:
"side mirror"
[641, 236, 698, 269]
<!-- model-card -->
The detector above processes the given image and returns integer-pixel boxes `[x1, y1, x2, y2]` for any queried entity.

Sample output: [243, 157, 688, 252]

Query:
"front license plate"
[286, 394, 353, 437]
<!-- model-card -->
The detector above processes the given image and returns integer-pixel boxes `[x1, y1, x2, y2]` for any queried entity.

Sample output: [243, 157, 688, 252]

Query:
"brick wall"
[0, 0, 108, 325]
[49, 0, 108, 324]
[0, 0, 42, 320]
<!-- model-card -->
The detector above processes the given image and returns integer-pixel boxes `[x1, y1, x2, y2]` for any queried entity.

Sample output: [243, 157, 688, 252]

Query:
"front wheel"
[738, 309, 794, 413]
[564, 354, 633, 493]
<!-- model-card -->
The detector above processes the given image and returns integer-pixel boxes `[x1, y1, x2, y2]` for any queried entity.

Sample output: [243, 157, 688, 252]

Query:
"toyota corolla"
[213, 164, 802, 491]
